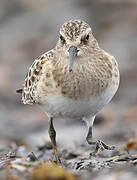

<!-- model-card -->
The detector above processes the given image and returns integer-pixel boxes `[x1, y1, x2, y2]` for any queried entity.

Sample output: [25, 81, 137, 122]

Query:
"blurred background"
[0, 0, 137, 149]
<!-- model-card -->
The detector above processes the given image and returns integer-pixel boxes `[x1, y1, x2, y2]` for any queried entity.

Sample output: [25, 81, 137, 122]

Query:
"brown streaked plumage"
[17, 20, 120, 163]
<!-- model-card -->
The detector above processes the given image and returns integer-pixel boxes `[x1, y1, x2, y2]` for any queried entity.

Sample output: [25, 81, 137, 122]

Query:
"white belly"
[39, 83, 118, 119]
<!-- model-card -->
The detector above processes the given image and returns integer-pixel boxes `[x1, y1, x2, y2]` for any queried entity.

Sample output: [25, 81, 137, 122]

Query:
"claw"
[90, 140, 115, 156]
[101, 141, 115, 150]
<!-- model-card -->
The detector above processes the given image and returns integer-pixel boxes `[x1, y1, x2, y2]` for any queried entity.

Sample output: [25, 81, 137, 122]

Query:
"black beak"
[68, 46, 78, 72]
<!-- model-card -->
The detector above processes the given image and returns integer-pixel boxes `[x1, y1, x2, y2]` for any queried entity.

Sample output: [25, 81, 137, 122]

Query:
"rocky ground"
[0, 111, 137, 180]
[0, 0, 137, 179]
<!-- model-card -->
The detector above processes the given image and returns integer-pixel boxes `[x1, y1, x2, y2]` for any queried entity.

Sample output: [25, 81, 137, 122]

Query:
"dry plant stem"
[48, 117, 61, 165]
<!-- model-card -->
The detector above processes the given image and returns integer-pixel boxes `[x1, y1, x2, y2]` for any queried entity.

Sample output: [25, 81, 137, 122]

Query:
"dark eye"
[60, 35, 65, 43]
[85, 34, 89, 40]
[81, 34, 90, 44]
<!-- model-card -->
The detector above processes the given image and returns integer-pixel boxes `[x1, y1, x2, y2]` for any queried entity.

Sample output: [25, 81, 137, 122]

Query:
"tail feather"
[16, 88, 23, 94]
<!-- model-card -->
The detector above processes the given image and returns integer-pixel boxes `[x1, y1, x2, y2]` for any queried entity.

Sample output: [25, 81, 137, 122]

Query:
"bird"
[16, 20, 120, 164]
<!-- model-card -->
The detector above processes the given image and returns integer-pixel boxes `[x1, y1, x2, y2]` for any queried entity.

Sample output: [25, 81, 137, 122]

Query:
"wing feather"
[21, 49, 55, 104]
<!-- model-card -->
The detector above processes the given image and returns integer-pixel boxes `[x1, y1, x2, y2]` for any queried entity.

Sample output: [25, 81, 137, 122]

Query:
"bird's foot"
[86, 125, 115, 156]
[89, 140, 115, 156]
[53, 146, 62, 165]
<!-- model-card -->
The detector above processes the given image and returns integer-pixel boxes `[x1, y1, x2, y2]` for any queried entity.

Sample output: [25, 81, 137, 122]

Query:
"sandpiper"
[17, 20, 120, 164]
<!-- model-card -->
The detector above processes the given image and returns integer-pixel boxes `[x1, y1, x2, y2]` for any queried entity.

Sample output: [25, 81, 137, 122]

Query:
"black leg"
[86, 126, 95, 145]
[48, 117, 61, 164]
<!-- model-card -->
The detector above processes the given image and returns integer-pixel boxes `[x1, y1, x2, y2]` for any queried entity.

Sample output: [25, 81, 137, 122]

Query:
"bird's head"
[56, 20, 98, 72]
